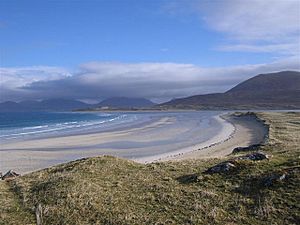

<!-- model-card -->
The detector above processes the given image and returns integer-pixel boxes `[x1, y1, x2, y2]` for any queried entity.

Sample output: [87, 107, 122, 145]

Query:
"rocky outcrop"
[1, 170, 20, 181]
[237, 152, 271, 161]
[263, 173, 286, 187]
[232, 144, 262, 153]
[205, 152, 270, 174]
[205, 162, 236, 174]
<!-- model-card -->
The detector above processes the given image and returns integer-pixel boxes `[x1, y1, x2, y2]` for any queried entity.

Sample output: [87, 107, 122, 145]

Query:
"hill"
[98, 97, 155, 108]
[1, 112, 299, 224]
[0, 99, 89, 112]
[159, 71, 300, 109]
[0, 97, 155, 112]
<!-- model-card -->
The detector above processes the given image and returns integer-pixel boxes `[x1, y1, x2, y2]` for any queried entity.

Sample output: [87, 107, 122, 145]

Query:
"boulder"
[232, 144, 261, 153]
[2, 170, 20, 181]
[238, 152, 270, 161]
[205, 162, 236, 174]
[263, 173, 286, 187]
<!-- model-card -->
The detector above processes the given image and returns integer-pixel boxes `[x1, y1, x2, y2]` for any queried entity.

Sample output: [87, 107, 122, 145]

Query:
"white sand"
[137, 115, 236, 163]
[167, 114, 268, 161]
[0, 112, 267, 174]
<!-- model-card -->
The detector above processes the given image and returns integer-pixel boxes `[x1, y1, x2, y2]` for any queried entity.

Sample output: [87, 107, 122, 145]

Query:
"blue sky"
[0, 0, 299, 102]
[0, 0, 279, 67]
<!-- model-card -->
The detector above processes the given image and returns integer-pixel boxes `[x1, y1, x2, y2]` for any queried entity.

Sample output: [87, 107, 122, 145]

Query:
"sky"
[0, 0, 300, 103]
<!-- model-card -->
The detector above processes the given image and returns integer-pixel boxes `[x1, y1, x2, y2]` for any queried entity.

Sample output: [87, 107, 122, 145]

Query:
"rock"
[2, 170, 20, 181]
[232, 144, 261, 153]
[205, 162, 236, 174]
[263, 173, 286, 187]
[238, 152, 270, 161]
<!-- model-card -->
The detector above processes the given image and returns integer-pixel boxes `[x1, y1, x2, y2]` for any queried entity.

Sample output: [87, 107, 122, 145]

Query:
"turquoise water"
[0, 111, 224, 142]
[0, 111, 139, 141]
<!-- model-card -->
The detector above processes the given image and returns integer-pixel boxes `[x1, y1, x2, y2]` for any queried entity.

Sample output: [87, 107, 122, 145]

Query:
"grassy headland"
[0, 112, 299, 225]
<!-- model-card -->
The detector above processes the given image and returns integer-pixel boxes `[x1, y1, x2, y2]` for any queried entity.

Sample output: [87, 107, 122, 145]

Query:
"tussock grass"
[0, 112, 299, 224]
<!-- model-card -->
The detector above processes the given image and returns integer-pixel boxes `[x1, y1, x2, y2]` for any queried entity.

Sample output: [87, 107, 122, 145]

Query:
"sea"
[0, 111, 225, 143]
[0, 111, 232, 172]
[0, 111, 144, 142]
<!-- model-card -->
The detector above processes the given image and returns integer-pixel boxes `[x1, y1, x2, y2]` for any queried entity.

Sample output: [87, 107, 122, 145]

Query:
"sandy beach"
[168, 114, 268, 161]
[0, 112, 268, 174]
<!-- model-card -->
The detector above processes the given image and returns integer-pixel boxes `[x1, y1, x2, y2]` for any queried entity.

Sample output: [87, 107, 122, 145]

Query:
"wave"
[22, 125, 49, 130]
[0, 114, 134, 140]
[96, 113, 112, 117]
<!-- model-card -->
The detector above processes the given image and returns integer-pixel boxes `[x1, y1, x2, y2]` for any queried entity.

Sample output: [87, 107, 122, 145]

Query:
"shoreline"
[136, 114, 236, 163]
[0, 112, 268, 174]
[166, 113, 268, 161]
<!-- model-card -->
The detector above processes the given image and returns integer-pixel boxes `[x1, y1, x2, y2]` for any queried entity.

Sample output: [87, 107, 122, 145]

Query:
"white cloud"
[0, 66, 71, 89]
[200, 0, 300, 41]
[166, 0, 300, 55]
[1, 58, 298, 102]
[0, 66, 71, 102]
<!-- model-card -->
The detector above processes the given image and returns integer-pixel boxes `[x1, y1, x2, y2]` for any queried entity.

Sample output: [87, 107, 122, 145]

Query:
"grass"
[0, 181, 34, 225]
[0, 112, 299, 224]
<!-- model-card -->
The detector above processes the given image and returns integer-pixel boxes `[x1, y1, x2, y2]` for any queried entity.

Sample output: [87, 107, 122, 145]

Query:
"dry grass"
[0, 181, 34, 225]
[0, 112, 299, 225]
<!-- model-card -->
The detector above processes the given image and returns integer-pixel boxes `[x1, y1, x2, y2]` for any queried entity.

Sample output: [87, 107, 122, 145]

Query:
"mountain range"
[0, 97, 155, 112]
[158, 71, 300, 109]
[0, 71, 299, 111]
[98, 97, 155, 108]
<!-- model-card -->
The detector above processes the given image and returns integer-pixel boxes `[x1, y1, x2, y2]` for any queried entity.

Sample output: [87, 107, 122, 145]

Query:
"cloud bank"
[1, 57, 299, 103]
[0, 66, 71, 102]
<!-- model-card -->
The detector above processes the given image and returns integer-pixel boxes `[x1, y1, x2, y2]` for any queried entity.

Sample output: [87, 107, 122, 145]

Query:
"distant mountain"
[2, 71, 299, 111]
[159, 71, 300, 109]
[98, 97, 155, 108]
[0, 99, 90, 112]
[0, 97, 155, 112]
[0, 101, 20, 111]
[37, 99, 90, 111]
